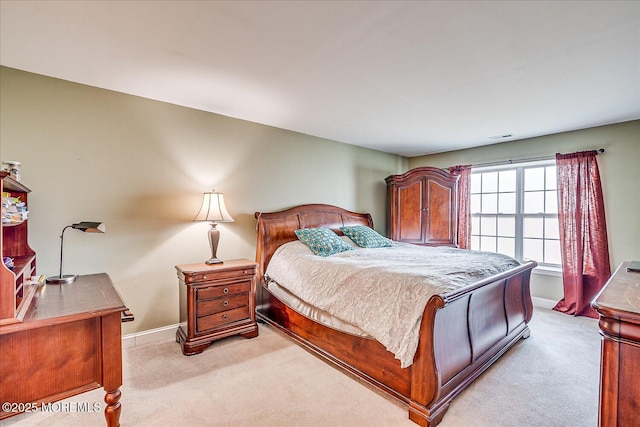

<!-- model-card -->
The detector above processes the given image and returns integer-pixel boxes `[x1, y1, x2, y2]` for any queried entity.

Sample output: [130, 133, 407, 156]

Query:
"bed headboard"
[254, 204, 373, 281]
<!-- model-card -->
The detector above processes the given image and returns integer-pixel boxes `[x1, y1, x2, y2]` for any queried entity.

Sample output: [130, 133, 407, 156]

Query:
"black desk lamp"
[46, 221, 106, 284]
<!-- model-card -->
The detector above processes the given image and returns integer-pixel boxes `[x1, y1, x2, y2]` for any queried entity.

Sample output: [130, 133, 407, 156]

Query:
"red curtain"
[448, 165, 472, 249]
[553, 151, 611, 318]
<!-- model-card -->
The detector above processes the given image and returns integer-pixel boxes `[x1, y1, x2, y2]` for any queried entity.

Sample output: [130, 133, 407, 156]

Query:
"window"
[470, 161, 561, 267]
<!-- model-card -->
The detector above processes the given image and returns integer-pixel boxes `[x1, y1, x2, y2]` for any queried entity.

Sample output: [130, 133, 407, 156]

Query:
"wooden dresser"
[385, 166, 458, 246]
[176, 259, 259, 355]
[592, 262, 640, 427]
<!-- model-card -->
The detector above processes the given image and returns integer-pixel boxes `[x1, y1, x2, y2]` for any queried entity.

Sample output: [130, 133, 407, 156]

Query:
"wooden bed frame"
[254, 204, 536, 426]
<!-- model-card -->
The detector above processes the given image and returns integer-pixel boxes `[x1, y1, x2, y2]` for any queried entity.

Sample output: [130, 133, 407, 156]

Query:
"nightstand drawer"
[197, 306, 250, 332]
[196, 281, 251, 300]
[184, 268, 256, 284]
[197, 293, 249, 316]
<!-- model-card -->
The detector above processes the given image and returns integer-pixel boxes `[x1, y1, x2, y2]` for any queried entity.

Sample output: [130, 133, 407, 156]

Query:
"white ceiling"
[1, 1, 639, 157]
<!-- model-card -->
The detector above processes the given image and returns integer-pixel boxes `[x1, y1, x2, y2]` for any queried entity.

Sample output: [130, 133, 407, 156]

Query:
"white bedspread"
[266, 240, 520, 368]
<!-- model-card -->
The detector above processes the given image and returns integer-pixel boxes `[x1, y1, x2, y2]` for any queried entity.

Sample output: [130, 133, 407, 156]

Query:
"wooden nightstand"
[176, 259, 259, 355]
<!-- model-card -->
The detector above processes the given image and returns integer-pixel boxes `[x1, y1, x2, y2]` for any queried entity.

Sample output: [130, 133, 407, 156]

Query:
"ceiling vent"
[489, 134, 513, 140]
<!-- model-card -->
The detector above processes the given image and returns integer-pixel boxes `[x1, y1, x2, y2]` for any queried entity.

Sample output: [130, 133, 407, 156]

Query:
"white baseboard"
[532, 296, 558, 310]
[122, 323, 180, 349]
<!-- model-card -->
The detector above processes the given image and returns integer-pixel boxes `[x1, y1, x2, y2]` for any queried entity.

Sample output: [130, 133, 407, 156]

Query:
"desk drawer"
[196, 281, 250, 300]
[197, 306, 250, 333]
[197, 293, 248, 316]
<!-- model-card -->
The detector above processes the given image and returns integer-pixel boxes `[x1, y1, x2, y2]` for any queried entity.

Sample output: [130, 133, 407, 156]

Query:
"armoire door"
[394, 176, 425, 244]
[425, 177, 456, 245]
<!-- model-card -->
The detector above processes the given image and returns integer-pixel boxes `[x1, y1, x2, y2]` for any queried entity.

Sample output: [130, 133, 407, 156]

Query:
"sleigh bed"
[254, 204, 536, 426]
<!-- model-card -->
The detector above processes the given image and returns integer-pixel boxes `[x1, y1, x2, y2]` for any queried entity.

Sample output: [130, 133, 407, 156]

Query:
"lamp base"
[46, 274, 79, 284]
[205, 223, 224, 265]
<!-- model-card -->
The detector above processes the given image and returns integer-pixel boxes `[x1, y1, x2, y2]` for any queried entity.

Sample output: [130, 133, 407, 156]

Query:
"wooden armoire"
[385, 166, 458, 246]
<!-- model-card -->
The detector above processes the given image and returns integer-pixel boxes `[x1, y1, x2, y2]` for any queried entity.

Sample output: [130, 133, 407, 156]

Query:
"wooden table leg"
[104, 388, 121, 427]
[102, 312, 124, 427]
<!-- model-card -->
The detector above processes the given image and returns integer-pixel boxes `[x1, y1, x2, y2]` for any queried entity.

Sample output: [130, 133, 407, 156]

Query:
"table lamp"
[46, 221, 106, 284]
[194, 190, 234, 264]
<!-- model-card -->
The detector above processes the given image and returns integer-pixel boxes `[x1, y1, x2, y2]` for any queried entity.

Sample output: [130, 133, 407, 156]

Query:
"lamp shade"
[194, 191, 234, 223]
[72, 221, 106, 233]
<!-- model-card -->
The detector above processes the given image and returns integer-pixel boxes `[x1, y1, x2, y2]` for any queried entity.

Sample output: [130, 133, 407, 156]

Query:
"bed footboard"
[408, 261, 536, 426]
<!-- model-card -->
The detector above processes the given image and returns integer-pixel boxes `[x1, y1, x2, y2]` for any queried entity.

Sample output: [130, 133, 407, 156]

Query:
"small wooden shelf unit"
[0, 171, 37, 325]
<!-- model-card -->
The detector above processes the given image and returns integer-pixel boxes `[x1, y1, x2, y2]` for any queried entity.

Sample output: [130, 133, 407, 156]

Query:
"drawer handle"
[203, 275, 207, 280]
[222, 300, 229, 307]
[223, 288, 229, 294]
[222, 314, 228, 320]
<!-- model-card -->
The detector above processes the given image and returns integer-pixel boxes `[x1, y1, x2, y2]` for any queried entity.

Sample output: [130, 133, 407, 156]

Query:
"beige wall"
[3, 65, 637, 331]
[0, 66, 403, 333]
[409, 120, 640, 301]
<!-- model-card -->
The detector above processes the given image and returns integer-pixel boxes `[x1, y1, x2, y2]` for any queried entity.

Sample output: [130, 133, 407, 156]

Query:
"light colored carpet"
[5, 308, 600, 427]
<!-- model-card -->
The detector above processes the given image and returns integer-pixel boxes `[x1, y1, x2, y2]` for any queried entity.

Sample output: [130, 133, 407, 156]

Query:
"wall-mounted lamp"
[46, 221, 106, 284]
[194, 190, 234, 264]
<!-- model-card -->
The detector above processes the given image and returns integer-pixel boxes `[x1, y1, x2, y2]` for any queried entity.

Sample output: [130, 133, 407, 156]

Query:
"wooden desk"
[592, 262, 640, 427]
[0, 273, 131, 426]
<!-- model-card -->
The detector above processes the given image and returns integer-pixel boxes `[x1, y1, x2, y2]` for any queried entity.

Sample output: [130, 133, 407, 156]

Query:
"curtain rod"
[472, 148, 605, 169]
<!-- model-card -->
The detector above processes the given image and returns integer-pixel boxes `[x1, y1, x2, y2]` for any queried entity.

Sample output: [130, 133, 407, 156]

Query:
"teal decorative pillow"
[340, 225, 393, 248]
[294, 228, 353, 257]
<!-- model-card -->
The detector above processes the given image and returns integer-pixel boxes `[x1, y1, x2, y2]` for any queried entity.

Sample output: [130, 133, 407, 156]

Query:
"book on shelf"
[1, 196, 28, 225]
